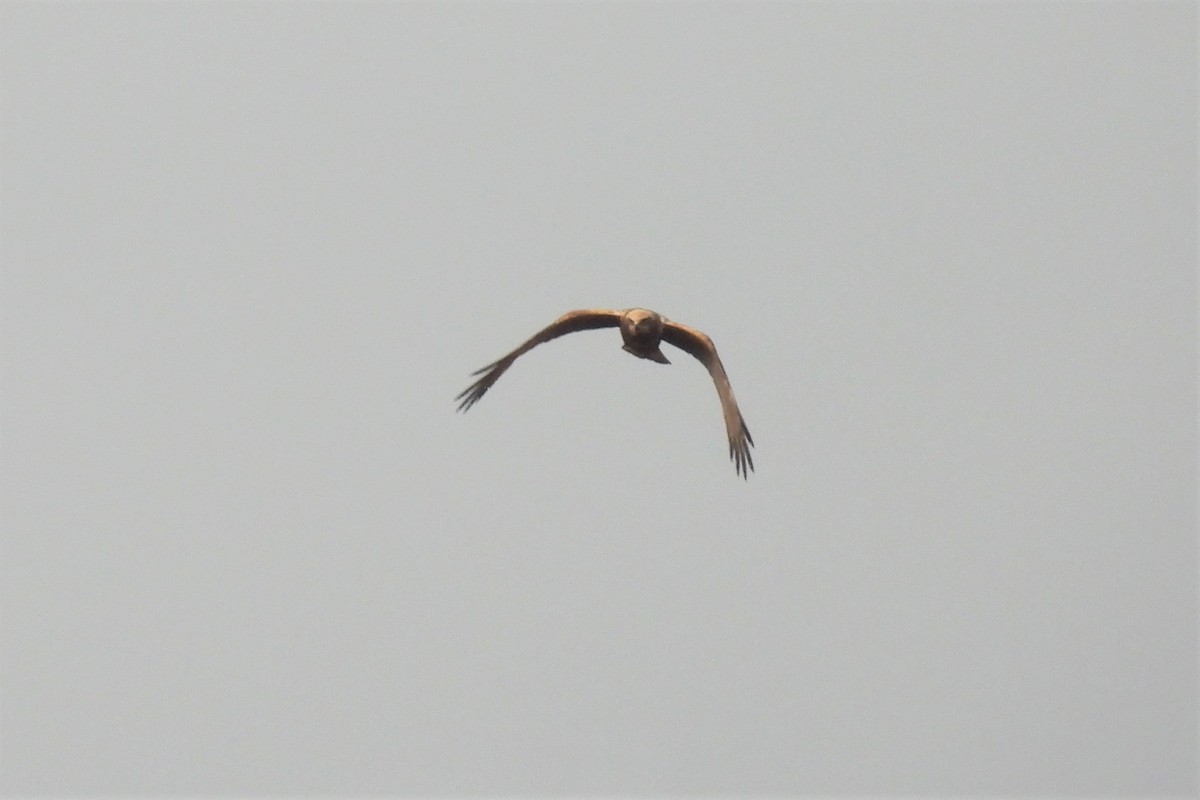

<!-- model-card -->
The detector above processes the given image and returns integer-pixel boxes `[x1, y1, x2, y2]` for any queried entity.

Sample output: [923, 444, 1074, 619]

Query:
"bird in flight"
[456, 308, 755, 478]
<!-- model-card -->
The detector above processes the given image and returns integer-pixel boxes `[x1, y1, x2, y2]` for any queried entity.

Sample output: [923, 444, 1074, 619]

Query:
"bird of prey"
[456, 308, 755, 478]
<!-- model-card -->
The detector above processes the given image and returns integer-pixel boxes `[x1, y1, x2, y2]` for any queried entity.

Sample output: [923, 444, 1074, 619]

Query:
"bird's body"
[617, 307, 671, 363]
[456, 308, 755, 478]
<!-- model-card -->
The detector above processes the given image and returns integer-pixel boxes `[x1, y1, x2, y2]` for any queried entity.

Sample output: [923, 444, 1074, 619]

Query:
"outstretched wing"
[456, 309, 623, 412]
[660, 320, 755, 478]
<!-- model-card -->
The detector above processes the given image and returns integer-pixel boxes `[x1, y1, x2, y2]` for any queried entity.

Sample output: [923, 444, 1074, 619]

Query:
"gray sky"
[2, 1, 1195, 795]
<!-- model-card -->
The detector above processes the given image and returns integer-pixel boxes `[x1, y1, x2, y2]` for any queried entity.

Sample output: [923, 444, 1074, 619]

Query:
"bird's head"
[625, 308, 660, 334]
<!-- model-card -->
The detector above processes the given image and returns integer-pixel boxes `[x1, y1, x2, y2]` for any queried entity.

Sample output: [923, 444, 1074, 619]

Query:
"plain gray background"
[2, 1, 1195, 795]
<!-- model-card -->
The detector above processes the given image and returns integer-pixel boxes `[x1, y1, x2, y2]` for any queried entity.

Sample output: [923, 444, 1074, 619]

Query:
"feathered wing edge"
[455, 309, 623, 412]
[660, 320, 755, 478]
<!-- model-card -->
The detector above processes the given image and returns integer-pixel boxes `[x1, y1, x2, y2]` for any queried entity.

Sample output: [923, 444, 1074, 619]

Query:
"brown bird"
[456, 308, 755, 478]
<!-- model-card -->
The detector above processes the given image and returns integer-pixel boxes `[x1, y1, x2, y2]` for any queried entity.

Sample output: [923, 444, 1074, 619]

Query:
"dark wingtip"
[729, 436, 755, 479]
[455, 380, 486, 412]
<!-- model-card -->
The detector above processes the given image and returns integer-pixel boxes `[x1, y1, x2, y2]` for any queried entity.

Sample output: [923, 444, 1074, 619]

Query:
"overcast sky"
[2, 1, 1195, 796]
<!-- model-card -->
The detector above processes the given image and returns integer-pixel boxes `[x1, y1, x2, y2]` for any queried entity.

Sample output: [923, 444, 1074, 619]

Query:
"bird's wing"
[660, 320, 755, 478]
[456, 309, 623, 412]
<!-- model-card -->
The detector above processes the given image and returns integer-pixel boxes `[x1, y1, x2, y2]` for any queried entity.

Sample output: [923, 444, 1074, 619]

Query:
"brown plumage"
[456, 308, 755, 478]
